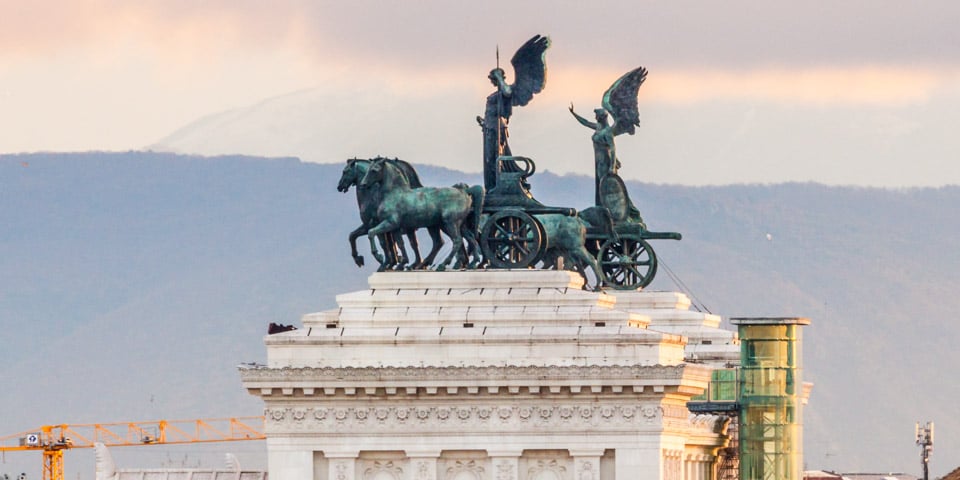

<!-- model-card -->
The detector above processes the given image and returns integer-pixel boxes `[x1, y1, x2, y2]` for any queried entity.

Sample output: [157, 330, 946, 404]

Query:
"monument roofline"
[730, 317, 811, 326]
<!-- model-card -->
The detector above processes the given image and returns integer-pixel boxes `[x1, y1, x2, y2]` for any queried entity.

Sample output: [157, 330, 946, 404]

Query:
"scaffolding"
[689, 368, 741, 480]
[689, 317, 810, 480]
[732, 317, 809, 480]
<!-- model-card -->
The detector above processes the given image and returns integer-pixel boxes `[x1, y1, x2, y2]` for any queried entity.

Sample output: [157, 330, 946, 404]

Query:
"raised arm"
[569, 103, 597, 129]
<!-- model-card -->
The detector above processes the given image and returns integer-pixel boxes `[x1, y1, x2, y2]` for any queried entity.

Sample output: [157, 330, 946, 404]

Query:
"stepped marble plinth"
[610, 291, 740, 365]
[241, 270, 736, 480]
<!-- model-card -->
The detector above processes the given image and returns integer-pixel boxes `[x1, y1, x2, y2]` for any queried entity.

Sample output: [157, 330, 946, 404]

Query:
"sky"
[2, 1, 960, 185]
[2, 2, 960, 477]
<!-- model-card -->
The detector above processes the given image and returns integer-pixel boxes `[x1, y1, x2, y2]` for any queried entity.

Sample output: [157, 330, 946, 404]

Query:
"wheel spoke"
[625, 264, 643, 282]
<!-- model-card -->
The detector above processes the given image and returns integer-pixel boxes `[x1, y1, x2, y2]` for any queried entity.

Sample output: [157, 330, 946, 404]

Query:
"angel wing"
[602, 66, 648, 136]
[510, 34, 551, 107]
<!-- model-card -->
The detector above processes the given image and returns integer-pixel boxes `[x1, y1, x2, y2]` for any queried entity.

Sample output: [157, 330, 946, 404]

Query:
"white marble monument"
[240, 270, 737, 480]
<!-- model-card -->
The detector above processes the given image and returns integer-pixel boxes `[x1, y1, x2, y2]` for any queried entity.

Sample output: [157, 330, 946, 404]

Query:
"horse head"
[358, 158, 386, 189]
[337, 158, 366, 192]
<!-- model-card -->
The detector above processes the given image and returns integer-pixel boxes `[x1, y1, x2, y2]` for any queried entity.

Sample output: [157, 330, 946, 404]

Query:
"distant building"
[941, 467, 960, 480]
[804, 471, 841, 480]
[838, 475, 918, 480]
[803, 473, 919, 480]
[94, 443, 267, 480]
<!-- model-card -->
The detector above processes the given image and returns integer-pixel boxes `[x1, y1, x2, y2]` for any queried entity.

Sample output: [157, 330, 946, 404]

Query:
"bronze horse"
[359, 159, 484, 271]
[337, 157, 442, 269]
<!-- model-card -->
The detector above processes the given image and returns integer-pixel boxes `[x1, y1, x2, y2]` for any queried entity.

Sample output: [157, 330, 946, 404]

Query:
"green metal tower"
[731, 317, 809, 480]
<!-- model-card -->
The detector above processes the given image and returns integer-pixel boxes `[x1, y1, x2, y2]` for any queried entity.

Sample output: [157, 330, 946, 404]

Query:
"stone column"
[406, 450, 441, 480]
[614, 448, 660, 480]
[326, 452, 358, 480]
[569, 449, 604, 480]
[663, 449, 683, 480]
[488, 450, 522, 480]
[267, 448, 313, 480]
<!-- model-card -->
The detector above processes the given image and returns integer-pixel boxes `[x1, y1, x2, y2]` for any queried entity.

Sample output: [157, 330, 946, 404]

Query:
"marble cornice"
[240, 364, 711, 398]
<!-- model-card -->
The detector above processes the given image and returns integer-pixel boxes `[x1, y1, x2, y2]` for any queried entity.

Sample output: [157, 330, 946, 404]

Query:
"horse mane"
[368, 156, 424, 189]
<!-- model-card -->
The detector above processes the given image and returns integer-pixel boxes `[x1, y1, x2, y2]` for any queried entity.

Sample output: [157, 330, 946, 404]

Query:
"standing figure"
[569, 66, 647, 206]
[479, 34, 550, 191]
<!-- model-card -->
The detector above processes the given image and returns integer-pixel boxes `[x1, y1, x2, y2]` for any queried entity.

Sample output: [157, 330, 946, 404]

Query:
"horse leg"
[404, 228, 424, 269]
[463, 227, 482, 269]
[436, 220, 464, 271]
[419, 226, 443, 268]
[452, 223, 474, 270]
[539, 248, 558, 270]
[367, 221, 398, 272]
[348, 224, 369, 268]
[570, 247, 603, 291]
[377, 233, 396, 269]
[393, 231, 409, 270]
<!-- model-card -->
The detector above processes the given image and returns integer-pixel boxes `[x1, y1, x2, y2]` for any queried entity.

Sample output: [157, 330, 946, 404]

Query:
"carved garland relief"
[362, 460, 403, 480]
[526, 459, 567, 480]
[444, 459, 485, 480]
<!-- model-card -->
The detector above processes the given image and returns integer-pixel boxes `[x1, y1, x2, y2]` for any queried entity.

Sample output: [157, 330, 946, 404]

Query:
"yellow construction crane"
[0, 417, 265, 480]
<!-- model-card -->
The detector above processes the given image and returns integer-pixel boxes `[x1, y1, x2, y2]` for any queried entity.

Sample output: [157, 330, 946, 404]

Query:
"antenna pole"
[916, 421, 934, 480]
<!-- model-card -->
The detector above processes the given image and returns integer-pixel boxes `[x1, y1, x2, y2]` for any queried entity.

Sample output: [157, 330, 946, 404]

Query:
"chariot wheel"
[480, 209, 544, 269]
[598, 237, 658, 289]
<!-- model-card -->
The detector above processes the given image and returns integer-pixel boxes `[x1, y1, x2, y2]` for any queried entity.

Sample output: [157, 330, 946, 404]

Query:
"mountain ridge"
[2, 151, 957, 478]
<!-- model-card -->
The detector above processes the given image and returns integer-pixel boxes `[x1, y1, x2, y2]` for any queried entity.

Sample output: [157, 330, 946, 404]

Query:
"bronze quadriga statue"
[337, 35, 680, 290]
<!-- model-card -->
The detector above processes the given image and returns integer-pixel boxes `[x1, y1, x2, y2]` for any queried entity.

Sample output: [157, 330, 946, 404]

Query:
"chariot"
[478, 155, 681, 290]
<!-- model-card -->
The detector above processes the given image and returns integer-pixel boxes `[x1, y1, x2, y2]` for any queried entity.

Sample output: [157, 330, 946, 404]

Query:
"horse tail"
[459, 184, 485, 237]
[473, 186, 486, 235]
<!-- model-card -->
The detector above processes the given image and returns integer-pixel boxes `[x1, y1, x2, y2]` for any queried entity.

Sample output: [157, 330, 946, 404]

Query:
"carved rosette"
[263, 402, 670, 435]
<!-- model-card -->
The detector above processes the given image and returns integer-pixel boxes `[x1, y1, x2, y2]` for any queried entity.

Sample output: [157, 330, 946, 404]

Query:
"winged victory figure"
[479, 34, 550, 191]
[569, 66, 647, 211]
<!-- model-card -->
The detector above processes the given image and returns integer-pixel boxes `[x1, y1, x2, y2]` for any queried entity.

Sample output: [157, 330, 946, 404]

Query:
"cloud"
[348, 64, 957, 108]
[4, 0, 958, 106]
[5, 1, 960, 68]
[645, 67, 958, 106]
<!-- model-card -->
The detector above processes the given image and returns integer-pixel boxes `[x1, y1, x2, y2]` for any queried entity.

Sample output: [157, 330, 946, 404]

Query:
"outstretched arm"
[569, 103, 597, 129]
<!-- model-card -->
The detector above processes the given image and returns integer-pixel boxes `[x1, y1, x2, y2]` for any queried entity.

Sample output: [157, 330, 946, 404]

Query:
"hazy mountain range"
[2, 152, 957, 478]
